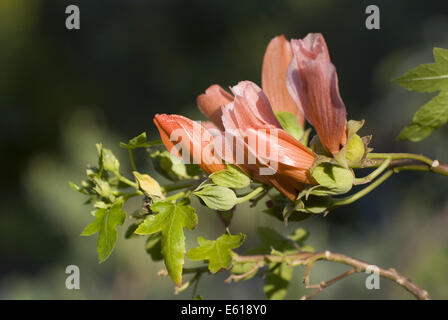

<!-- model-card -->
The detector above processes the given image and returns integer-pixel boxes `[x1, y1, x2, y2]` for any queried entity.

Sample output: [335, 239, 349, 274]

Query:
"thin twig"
[225, 261, 264, 283]
[300, 268, 356, 300]
[360, 157, 448, 177]
[232, 251, 430, 300]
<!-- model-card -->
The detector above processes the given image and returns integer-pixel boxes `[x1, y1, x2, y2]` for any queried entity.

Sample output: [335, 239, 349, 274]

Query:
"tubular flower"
[153, 114, 226, 174]
[218, 81, 316, 201]
[287, 33, 347, 155]
[262, 35, 305, 127]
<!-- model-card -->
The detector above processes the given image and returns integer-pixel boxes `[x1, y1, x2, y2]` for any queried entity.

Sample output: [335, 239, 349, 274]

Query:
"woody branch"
[229, 251, 430, 300]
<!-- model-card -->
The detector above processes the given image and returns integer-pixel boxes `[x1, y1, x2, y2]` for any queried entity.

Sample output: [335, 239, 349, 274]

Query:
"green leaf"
[81, 202, 126, 263]
[187, 232, 245, 273]
[135, 201, 198, 286]
[120, 132, 162, 149]
[150, 149, 200, 181]
[133, 171, 164, 200]
[230, 261, 258, 281]
[69, 181, 87, 194]
[193, 185, 237, 211]
[209, 165, 251, 189]
[394, 47, 448, 141]
[263, 193, 312, 222]
[125, 222, 140, 239]
[274, 111, 304, 141]
[398, 91, 448, 141]
[287, 227, 309, 244]
[434, 47, 448, 65]
[394, 48, 448, 93]
[253, 227, 310, 299]
[145, 232, 164, 261]
[96, 144, 120, 174]
[263, 262, 293, 300]
[249, 227, 313, 255]
[295, 194, 333, 214]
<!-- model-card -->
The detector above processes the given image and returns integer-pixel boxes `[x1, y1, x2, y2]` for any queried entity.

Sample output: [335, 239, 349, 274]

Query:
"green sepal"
[274, 111, 304, 141]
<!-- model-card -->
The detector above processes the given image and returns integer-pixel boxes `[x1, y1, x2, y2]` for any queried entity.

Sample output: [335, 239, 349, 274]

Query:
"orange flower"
[197, 35, 305, 130]
[287, 33, 347, 155]
[262, 35, 305, 127]
[218, 81, 315, 201]
[153, 114, 226, 174]
[155, 33, 354, 201]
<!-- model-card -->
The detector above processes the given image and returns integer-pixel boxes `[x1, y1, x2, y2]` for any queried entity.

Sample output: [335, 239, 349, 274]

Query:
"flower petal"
[230, 81, 282, 129]
[197, 84, 233, 130]
[262, 35, 305, 127]
[153, 114, 226, 174]
[287, 33, 347, 155]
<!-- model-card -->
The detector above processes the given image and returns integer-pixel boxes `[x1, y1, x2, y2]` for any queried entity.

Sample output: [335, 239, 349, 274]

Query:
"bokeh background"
[1, 0, 447, 299]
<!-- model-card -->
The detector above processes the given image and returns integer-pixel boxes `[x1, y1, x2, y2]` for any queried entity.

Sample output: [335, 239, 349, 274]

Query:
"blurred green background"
[1, 0, 447, 299]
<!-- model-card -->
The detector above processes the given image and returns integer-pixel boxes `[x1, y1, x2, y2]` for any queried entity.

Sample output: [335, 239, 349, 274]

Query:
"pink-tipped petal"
[287, 33, 347, 155]
[262, 35, 305, 127]
[153, 114, 226, 174]
[230, 81, 282, 129]
[197, 84, 233, 130]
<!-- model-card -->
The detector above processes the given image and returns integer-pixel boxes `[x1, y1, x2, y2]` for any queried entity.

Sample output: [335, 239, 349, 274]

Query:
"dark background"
[0, 0, 447, 299]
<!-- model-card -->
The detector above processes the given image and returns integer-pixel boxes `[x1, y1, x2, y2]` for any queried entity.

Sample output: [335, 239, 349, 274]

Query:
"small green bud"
[311, 162, 353, 195]
[193, 185, 237, 211]
[345, 134, 365, 166]
[133, 171, 164, 200]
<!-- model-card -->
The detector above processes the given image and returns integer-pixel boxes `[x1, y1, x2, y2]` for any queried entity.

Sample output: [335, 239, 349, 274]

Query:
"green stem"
[118, 174, 138, 189]
[162, 179, 198, 193]
[128, 149, 137, 171]
[122, 191, 143, 201]
[354, 156, 391, 185]
[367, 152, 434, 167]
[330, 170, 393, 209]
[236, 186, 265, 204]
[166, 191, 186, 202]
[359, 155, 448, 177]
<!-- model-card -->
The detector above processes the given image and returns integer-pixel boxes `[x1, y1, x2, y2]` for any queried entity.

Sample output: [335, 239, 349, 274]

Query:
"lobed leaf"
[263, 262, 293, 300]
[135, 201, 198, 286]
[398, 91, 448, 141]
[120, 132, 162, 149]
[187, 232, 245, 273]
[81, 202, 126, 263]
[394, 47, 448, 141]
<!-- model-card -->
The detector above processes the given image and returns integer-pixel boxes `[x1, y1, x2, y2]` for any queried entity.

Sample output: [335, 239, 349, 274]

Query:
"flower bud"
[345, 134, 365, 166]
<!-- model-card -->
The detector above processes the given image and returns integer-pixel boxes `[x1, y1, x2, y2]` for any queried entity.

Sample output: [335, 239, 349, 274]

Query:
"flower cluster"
[154, 33, 361, 202]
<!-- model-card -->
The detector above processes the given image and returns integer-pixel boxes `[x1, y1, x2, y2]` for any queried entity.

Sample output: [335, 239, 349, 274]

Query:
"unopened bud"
[345, 134, 365, 166]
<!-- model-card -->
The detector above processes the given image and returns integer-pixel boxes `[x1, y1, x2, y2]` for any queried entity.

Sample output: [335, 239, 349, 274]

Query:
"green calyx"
[345, 134, 365, 166]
